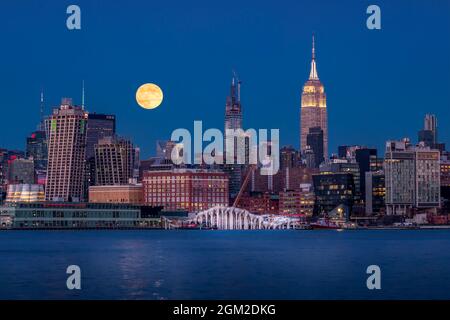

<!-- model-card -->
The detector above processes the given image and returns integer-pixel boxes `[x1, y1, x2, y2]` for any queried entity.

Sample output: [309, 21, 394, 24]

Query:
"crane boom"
[233, 164, 257, 208]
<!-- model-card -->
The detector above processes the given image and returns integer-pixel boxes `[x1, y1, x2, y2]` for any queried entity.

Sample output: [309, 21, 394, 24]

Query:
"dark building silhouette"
[312, 173, 355, 216]
[280, 146, 300, 170]
[365, 171, 385, 215]
[85, 113, 116, 192]
[94, 136, 136, 186]
[355, 148, 379, 198]
[338, 146, 348, 159]
[418, 114, 446, 151]
[26, 130, 47, 172]
[306, 126, 324, 168]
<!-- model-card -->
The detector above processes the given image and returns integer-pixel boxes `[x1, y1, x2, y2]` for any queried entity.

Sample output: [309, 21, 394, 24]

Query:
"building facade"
[249, 166, 317, 194]
[306, 126, 324, 168]
[86, 113, 116, 160]
[365, 171, 385, 215]
[355, 148, 379, 199]
[384, 139, 440, 215]
[85, 113, 116, 189]
[320, 160, 361, 201]
[45, 99, 87, 202]
[26, 130, 47, 172]
[279, 190, 314, 216]
[6, 184, 45, 203]
[238, 192, 279, 215]
[143, 169, 229, 212]
[312, 172, 355, 216]
[89, 184, 143, 204]
[94, 136, 136, 186]
[0, 202, 142, 229]
[280, 146, 301, 170]
[7, 158, 35, 184]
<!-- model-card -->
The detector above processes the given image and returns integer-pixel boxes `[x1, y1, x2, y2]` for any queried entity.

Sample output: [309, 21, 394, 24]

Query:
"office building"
[279, 190, 314, 216]
[45, 98, 87, 202]
[355, 148, 380, 198]
[238, 192, 279, 215]
[143, 169, 229, 212]
[280, 146, 301, 170]
[320, 159, 361, 200]
[26, 130, 47, 172]
[94, 136, 136, 186]
[312, 172, 355, 217]
[7, 158, 35, 184]
[306, 126, 324, 168]
[365, 171, 385, 215]
[385, 139, 440, 215]
[224, 73, 244, 198]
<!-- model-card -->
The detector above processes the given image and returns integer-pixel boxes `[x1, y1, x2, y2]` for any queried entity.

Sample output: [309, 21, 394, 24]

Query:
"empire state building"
[300, 36, 328, 158]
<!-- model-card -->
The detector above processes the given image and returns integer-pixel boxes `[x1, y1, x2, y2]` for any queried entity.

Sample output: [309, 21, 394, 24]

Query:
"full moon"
[135, 83, 163, 109]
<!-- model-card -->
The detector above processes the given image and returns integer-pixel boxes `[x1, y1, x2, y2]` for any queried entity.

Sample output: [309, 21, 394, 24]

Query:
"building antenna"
[81, 80, 85, 110]
[39, 87, 45, 130]
[312, 33, 315, 60]
[232, 69, 241, 102]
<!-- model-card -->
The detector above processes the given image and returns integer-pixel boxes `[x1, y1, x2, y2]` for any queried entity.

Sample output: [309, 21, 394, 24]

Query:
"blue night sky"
[0, 0, 449, 158]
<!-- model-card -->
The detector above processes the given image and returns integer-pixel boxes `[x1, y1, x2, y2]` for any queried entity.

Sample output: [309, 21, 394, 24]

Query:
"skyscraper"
[94, 136, 136, 186]
[224, 73, 244, 198]
[84, 113, 116, 193]
[306, 126, 324, 168]
[355, 148, 379, 198]
[7, 158, 35, 184]
[418, 114, 437, 147]
[418, 114, 446, 151]
[45, 98, 87, 202]
[313, 172, 355, 217]
[26, 130, 47, 172]
[86, 113, 116, 160]
[300, 35, 328, 158]
[384, 139, 440, 215]
[280, 146, 301, 170]
[224, 73, 242, 135]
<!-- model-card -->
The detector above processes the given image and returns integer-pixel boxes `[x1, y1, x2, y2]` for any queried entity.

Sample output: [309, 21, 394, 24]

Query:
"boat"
[310, 219, 357, 230]
[310, 219, 341, 230]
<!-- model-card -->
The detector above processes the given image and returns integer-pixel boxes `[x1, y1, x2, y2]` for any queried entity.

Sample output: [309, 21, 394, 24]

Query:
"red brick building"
[143, 169, 228, 212]
[238, 192, 279, 215]
[248, 166, 318, 193]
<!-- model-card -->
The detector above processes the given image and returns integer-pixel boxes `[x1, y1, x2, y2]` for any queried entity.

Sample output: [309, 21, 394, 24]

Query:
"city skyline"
[1, 1, 450, 158]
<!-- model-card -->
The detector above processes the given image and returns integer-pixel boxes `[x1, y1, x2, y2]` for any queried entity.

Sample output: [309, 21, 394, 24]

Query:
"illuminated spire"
[309, 34, 319, 80]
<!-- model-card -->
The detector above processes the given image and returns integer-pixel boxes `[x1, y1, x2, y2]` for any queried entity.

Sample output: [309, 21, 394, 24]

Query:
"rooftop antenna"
[312, 33, 315, 60]
[232, 69, 241, 102]
[81, 80, 85, 110]
[309, 33, 319, 80]
[39, 87, 44, 130]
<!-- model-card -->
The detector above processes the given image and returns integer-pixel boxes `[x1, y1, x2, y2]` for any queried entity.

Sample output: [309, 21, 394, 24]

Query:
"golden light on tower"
[135, 83, 163, 109]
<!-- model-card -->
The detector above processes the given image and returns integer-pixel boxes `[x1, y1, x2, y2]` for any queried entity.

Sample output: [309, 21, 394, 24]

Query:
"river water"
[0, 229, 449, 299]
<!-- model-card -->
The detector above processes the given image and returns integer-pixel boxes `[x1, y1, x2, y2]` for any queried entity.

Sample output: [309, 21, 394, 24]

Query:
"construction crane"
[232, 164, 257, 208]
